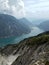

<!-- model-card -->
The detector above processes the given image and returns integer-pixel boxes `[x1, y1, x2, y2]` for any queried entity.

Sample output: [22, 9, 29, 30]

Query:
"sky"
[0, 0, 49, 23]
[0, 0, 25, 19]
[24, 0, 49, 20]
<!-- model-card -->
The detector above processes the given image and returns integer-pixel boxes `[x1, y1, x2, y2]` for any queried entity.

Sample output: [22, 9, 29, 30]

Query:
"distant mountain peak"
[38, 20, 49, 31]
[0, 14, 31, 38]
[19, 17, 33, 28]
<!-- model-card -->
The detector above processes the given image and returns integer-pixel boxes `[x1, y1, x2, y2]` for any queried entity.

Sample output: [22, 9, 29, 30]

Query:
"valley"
[0, 31, 49, 65]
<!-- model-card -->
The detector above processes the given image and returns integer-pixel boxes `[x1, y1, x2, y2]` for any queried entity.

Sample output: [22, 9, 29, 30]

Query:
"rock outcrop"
[0, 31, 49, 65]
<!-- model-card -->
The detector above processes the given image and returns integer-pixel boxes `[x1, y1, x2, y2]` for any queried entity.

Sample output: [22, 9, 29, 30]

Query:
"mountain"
[0, 14, 31, 38]
[19, 18, 33, 28]
[38, 20, 49, 31]
[0, 31, 49, 65]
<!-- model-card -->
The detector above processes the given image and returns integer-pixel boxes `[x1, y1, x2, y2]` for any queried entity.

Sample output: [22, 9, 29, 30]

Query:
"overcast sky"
[0, 0, 25, 18]
[0, 0, 49, 22]
[24, 0, 49, 20]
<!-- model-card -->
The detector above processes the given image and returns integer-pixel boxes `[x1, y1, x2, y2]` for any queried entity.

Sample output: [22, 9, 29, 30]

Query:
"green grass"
[26, 35, 49, 46]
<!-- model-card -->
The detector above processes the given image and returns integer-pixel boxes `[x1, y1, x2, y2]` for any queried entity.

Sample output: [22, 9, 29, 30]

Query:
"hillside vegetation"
[0, 31, 49, 65]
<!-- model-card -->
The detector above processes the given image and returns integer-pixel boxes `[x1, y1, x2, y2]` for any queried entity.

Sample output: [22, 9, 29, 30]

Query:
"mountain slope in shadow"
[38, 20, 49, 31]
[0, 14, 31, 38]
[19, 18, 33, 28]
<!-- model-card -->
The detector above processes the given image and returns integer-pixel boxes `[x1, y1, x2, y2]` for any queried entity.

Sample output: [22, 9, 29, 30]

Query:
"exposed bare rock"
[0, 31, 49, 65]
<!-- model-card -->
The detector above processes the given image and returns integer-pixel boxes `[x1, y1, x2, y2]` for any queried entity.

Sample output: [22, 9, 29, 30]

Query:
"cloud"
[0, 0, 25, 19]
[0, 0, 9, 11]
[11, 0, 26, 18]
[24, 0, 49, 19]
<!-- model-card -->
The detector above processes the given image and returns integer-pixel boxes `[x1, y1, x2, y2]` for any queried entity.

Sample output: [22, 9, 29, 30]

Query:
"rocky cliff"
[0, 31, 49, 65]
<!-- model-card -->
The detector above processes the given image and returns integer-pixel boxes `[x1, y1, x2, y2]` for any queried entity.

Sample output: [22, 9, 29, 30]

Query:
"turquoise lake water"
[0, 27, 44, 47]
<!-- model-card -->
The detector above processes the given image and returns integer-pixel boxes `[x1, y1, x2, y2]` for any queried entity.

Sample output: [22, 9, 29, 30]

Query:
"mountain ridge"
[19, 18, 33, 28]
[0, 14, 31, 38]
[38, 20, 49, 31]
[0, 31, 49, 65]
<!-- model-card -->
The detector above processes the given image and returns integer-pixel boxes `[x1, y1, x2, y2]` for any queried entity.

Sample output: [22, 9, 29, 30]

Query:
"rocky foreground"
[0, 31, 49, 65]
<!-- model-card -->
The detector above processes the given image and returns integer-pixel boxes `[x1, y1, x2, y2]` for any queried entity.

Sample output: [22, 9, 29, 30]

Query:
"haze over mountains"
[0, 0, 49, 65]
[38, 20, 49, 31]
[0, 13, 44, 47]
[0, 14, 31, 38]
[20, 18, 33, 28]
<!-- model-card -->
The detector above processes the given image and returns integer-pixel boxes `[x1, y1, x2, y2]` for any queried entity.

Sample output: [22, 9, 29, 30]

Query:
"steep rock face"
[0, 31, 49, 65]
[0, 14, 31, 38]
